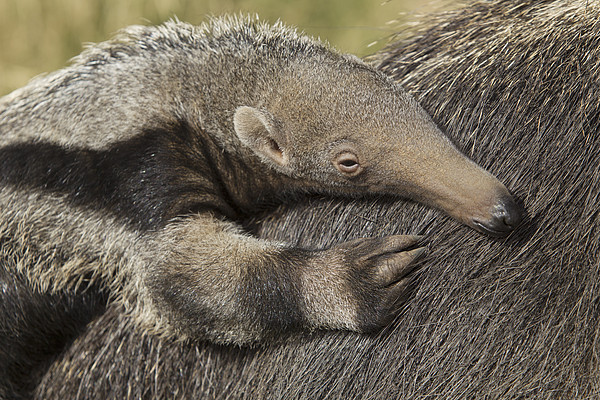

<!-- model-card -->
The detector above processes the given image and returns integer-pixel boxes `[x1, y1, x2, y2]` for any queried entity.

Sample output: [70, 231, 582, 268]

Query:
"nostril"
[493, 196, 523, 229]
[472, 195, 523, 237]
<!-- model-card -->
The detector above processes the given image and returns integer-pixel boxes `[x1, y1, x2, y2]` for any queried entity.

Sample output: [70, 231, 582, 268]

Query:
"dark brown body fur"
[25, 0, 600, 398]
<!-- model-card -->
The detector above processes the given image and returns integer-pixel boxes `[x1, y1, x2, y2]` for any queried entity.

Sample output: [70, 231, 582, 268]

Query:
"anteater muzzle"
[413, 151, 523, 237]
[472, 194, 522, 237]
[382, 129, 523, 237]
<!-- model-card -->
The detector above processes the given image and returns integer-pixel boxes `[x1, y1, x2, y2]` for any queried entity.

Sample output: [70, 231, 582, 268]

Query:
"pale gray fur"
[1, 17, 358, 150]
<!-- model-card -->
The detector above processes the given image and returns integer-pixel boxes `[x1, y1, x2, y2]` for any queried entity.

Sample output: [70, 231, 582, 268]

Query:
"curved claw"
[377, 246, 426, 285]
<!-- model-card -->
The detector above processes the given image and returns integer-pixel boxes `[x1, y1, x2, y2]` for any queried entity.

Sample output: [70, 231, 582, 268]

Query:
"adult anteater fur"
[0, 14, 522, 398]
[30, 1, 600, 399]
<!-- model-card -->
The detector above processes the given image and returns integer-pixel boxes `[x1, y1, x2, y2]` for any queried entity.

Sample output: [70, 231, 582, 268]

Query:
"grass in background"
[0, 0, 447, 95]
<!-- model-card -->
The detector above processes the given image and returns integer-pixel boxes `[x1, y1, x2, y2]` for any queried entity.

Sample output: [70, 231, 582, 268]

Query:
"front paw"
[304, 235, 426, 332]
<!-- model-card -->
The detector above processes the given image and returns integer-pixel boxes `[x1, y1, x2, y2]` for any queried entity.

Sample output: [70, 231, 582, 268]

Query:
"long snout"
[418, 154, 522, 236]
[387, 139, 523, 237]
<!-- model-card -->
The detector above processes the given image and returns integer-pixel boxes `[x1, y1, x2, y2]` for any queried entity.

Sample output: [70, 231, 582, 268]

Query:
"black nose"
[473, 195, 523, 237]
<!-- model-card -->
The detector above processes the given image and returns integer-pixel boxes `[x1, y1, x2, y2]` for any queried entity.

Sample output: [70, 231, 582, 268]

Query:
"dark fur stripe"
[149, 246, 307, 341]
[0, 122, 255, 230]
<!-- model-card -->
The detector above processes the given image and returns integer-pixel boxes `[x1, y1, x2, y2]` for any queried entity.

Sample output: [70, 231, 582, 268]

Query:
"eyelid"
[333, 151, 362, 175]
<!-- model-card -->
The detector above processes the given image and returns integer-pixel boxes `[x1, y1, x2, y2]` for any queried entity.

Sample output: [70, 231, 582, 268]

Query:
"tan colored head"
[233, 56, 522, 237]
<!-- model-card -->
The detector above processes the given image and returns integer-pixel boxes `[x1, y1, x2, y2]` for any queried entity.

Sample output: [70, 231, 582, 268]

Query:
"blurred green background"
[0, 0, 449, 96]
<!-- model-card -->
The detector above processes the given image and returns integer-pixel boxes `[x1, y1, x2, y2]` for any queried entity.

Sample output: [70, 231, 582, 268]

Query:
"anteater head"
[233, 54, 522, 237]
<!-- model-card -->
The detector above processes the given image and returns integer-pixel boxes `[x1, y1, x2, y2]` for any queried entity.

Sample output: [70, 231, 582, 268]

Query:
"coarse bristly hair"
[31, 1, 600, 399]
[0, 14, 334, 150]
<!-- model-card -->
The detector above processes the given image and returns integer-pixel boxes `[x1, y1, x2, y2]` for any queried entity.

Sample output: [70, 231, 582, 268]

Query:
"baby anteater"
[0, 15, 520, 344]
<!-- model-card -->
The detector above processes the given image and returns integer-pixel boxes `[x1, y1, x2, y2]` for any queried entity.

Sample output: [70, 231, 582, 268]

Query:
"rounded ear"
[233, 106, 289, 167]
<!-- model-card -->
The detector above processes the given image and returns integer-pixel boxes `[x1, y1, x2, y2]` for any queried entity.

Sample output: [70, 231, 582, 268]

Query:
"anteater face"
[234, 58, 522, 237]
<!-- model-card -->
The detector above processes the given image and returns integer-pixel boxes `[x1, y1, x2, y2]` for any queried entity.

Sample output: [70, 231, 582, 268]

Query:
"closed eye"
[335, 152, 362, 175]
[340, 159, 358, 168]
